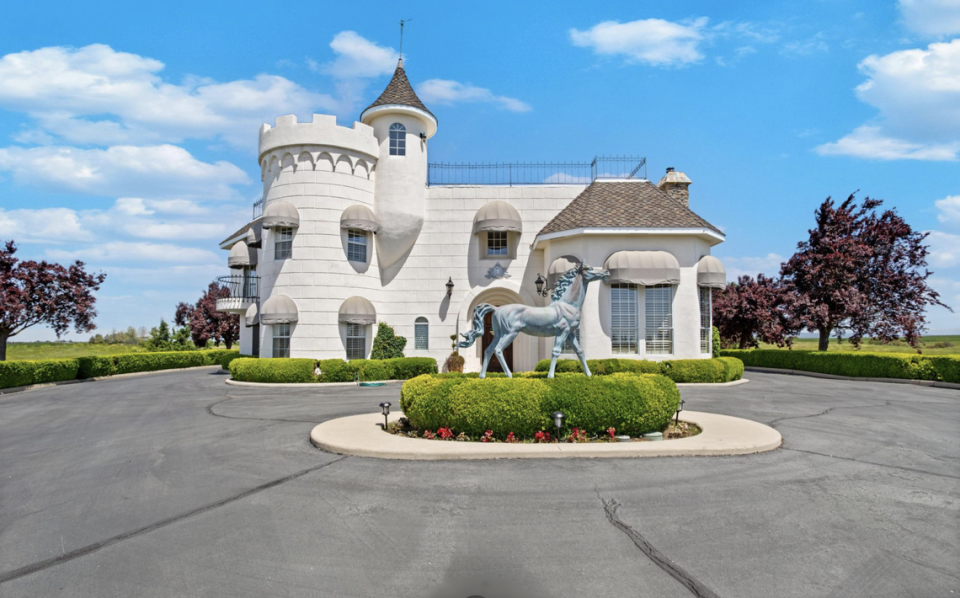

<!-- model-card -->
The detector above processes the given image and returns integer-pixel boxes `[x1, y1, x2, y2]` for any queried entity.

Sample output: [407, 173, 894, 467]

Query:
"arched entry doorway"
[464, 287, 526, 374]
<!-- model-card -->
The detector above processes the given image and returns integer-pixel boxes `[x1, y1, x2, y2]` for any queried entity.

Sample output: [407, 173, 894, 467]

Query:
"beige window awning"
[260, 295, 298, 325]
[340, 205, 380, 233]
[547, 255, 581, 289]
[472, 201, 522, 234]
[697, 255, 726, 288]
[245, 220, 263, 248]
[261, 201, 300, 229]
[228, 240, 257, 269]
[338, 296, 376, 325]
[604, 251, 681, 286]
[244, 303, 259, 327]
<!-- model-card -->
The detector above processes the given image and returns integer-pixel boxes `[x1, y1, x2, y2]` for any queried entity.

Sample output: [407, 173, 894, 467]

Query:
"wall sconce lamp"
[535, 274, 549, 297]
[446, 277, 454, 298]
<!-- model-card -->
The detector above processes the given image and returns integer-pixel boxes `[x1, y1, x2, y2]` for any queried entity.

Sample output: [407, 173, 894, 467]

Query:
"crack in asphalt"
[598, 492, 721, 598]
[0, 456, 348, 586]
[205, 395, 323, 424]
[767, 400, 890, 428]
[781, 447, 960, 480]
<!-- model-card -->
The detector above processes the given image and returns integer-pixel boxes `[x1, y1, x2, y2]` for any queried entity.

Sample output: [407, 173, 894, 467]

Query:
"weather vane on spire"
[399, 19, 412, 61]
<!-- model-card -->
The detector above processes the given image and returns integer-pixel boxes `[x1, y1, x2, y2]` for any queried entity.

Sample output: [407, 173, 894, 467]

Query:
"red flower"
[506, 432, 517, 443]
[438, 427, 454, 440]
[607, 427, 616, 439]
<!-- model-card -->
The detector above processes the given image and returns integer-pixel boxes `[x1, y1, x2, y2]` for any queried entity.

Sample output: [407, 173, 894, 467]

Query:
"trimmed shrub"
[111, 349, 236, 375]
[221, 353, 249, 370]
[230, 358, 316, 383]
[352, 359, 394, 381]
[77, 356, 117, 378]
[0, 359, 80, 389]
[659, 359, 725, 383]
[401, 372, 680, 438]
[712, 326, 721, 358]
[316, 359, 354, 382]
[718, 356, 745, 382]
[533, 357, 740, 383]
[719, 349, 960, 383]
[386, 357, 438, 379]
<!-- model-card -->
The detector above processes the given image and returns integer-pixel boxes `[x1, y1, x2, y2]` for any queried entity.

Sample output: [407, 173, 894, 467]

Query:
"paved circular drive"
[310, 410, 782, 459]
[0, 369, 956, 597]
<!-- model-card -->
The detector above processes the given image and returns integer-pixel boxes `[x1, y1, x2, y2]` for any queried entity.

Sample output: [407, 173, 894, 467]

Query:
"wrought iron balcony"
[215, 274, 259, 314]
[427, 156, 646, 186]
[252, 197, 264, 219]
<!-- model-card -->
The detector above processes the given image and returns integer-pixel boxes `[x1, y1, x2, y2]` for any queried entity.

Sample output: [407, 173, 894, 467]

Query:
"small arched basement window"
[414, 317, 429, 350]
[389, 123, 406, 156]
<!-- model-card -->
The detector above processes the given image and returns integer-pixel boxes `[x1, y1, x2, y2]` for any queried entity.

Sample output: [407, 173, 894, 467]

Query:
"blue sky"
[1, 0, 958, 340]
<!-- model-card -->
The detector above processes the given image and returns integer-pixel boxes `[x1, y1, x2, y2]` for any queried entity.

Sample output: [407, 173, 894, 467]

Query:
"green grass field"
[759, 335, 960, 355]
[6, 342, 146, 361]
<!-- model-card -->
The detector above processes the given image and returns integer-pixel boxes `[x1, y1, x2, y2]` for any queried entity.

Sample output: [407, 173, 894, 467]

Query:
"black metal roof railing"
[252, 197, 263, 220]
[216, 274, 259, 302]
[427, 156, 646, 186]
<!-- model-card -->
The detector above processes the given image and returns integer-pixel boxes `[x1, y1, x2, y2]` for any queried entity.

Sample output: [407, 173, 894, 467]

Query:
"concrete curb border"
[225, 378, 404, 388]
[0, 365, 223, 397]
[746, 366, 960, 390]
[676, 378, 749, 388]
[310, 410, 782, 460]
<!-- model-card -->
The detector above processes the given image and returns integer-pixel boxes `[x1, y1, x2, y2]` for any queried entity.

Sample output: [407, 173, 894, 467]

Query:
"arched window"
[414, 317, 429, 350]
[389, 123, 406, 156]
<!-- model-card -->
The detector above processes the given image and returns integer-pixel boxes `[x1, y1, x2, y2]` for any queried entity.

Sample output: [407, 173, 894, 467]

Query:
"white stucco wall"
[232, 114, 724, 370]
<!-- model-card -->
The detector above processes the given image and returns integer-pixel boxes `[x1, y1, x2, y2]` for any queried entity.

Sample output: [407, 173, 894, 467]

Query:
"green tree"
[143, 319, 172, 352]
[370, 322, 406, 360]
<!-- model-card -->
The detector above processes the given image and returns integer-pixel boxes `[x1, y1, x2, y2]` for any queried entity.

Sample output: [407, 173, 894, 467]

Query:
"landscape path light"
[552, 411, 565, 441]
[675, 399, 685, 426]
[379, 402, 391, 430]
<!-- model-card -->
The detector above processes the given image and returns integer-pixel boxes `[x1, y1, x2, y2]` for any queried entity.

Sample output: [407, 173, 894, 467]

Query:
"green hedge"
[77, 349, 237, 378]
[221, 353, 250, 370]
[533, 357, 742, 383]
[1, 348, 237, 390]
[231, 356, 439, 384]
[0, 359, 80, 389]
[400, 372, 681, 438]
[719, 349, 960, 383]
[718, 356, 745, 382]
[230, 358, 316, 383]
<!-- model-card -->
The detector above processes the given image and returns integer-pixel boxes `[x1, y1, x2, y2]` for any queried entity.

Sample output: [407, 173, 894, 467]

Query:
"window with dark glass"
[486, 231, 508, 256]
[346, 324, 366, 360]
[273, 323, 290, 358]
[414, 317, 429, 350]
[274, 227, 293, 260]
[347, 229, 367, 262]
[610, 284, 639, 354]
[389, 123, 406, 156]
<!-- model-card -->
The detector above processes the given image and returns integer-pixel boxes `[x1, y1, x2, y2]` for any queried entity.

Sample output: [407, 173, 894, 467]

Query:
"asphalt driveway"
[0, 369, 957, 597]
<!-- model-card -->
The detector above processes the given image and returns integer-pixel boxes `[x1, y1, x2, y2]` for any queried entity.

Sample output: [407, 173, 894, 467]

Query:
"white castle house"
[217, 60, 727, 372]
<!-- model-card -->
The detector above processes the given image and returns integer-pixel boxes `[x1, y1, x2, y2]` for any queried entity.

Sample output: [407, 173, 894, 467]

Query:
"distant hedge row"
[533, 357, 744, 384]
[0, 349, 239, 390]
[228, 357, 438, 384]
[719, 350, 960, 384]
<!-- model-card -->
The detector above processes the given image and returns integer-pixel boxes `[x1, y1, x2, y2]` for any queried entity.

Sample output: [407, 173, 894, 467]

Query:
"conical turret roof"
[361, 59, 436, 121]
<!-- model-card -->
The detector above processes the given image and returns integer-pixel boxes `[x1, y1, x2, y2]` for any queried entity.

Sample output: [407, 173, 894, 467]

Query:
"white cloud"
[570, 18, 709, 67]
[417, 79, 531, 112]
[926, 230, 960, 268]
[935, 195, 960, 229]
[319, 31, 398, 79]
[900, 0, 960, 36]
[716, 253, 786, 280]
[46, 242, 219, 264]
[816, 39, 960, 161]
[0, 144, 249, 199]
[0, 44, 338, 147]
[781, 34, 829, 56]
[0, 207, 94, 243]
[816, 125, 960, 160]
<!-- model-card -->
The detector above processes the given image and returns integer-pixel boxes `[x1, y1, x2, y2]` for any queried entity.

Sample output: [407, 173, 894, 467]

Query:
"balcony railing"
[426, 156, 646, 186]
[252, 197, 263, 220]
[216, 274, 259, 302]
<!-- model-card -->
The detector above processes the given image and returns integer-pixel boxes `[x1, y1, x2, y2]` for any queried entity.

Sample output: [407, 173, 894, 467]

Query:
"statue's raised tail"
[458, 303, 496, 348]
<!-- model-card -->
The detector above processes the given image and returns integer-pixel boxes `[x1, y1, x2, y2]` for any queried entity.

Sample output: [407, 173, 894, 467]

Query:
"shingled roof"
[538, 180, 723, 237]
[361, 59, 435, 121]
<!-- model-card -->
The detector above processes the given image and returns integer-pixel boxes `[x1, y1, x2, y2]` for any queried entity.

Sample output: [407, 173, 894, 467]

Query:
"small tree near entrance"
[371, 322, 406, 359]
[0, 240, 106, 360]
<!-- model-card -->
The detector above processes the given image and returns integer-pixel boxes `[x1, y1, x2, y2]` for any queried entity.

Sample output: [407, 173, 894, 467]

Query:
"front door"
[482, 311, 513, 373]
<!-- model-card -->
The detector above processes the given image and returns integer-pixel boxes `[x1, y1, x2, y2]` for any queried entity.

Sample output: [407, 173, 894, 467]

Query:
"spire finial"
[399, 18, 412, 62]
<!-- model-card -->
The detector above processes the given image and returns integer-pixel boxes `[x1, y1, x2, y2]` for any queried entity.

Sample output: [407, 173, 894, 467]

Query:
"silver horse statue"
[458, 264, 610, 378]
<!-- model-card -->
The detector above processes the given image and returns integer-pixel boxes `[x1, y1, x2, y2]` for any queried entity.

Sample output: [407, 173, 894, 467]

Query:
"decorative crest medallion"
[485, 262, 511, 280]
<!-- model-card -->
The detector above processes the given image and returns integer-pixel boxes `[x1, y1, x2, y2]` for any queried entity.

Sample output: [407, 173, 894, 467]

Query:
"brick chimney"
[657, 167, 692, 208]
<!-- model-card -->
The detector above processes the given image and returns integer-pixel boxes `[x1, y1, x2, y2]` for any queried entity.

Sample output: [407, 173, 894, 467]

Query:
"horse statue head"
[551, 263, 610, 304]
